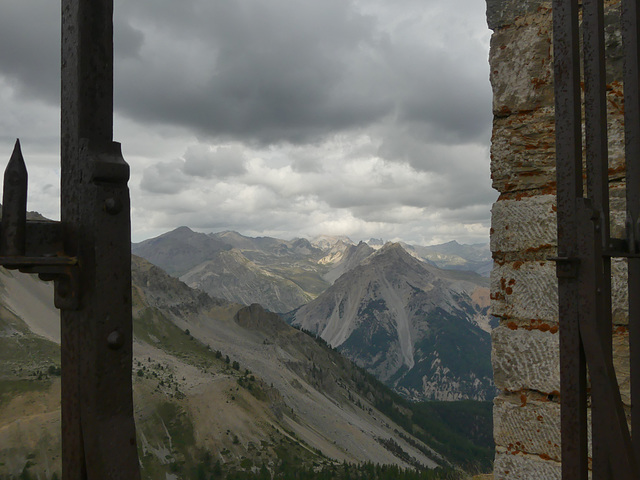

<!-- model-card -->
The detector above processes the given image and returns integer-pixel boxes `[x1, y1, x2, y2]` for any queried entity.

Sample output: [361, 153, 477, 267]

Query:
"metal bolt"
[104, 197, 122, 215]
[107, 330, 124, 350]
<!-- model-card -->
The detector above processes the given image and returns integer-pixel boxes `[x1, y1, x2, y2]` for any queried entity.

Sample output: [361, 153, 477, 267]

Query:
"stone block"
[604, 2, 624, 84]
[490, 108, 556, 193]
[613, 329, 630, 406]
[493, 449, 561, 480]
[493, 396, 561, 461]
[489, 11, 553, 114]
[491, 196, 556, 253]
[491, 261, 558, 322]
[492, 325, 559, 393]
[486, 0, 549, 30]
[609, 256, 628, 326]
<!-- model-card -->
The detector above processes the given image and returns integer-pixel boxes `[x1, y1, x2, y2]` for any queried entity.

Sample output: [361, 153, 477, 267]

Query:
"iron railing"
[553, 0, 640, 478]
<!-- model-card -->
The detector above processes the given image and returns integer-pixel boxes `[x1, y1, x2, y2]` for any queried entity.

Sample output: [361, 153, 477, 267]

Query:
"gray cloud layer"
[0, 0, 495, 245]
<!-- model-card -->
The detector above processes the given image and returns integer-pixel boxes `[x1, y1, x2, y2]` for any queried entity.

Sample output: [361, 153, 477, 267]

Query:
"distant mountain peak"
[289, 239, 493, 401]
[311, 235, 355, 250]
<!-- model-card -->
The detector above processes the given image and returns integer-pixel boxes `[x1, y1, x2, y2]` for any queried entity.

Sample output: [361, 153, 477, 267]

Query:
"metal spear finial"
[1, 139, 28, 256]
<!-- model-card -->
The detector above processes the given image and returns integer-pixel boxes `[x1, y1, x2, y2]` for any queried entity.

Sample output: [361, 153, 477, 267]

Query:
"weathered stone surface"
[494, 448, 561, 480]
[489, 10, 552, 114]
[486, 0, 548, 30]
[493, 397, 561, 461]
[490, 108, 556, 193]
[612, 257, 628, 325]
[492, 325, 559, 393]
[604, 2, 624, 84]
[491, 261, 558, 322]
[613, 329, 631, 406]
[491, 196, 556, 253]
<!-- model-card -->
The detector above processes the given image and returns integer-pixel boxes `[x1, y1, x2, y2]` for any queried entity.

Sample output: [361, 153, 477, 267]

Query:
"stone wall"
[486, 1, 628, 478]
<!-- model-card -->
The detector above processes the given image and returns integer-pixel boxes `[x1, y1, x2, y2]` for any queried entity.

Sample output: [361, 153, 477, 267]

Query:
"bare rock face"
[179, 249, 315, 313]
[132, 226, 231, 276]
[289, 243, 494, 401]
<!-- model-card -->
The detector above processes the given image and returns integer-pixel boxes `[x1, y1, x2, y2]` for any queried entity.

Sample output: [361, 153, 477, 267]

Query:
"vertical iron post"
[60, 0, 140, 477]
[621, 0, 640, 465]
[552, 0, 589, 477]
[553, 0, 640, 477]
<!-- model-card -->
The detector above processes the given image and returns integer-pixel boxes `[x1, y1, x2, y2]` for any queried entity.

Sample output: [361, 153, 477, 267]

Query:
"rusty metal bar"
[576, 200, 637, 480]
[555, 0, 640, 477]
[622, 0, 640, 464]
[552, 0, 589, 477]
[61, 0, 140, 477]
[582, 0, 613, 476]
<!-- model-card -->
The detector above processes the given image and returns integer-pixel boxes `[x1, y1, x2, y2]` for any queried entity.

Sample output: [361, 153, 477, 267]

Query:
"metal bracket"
[0, 140, 80, 310]
[549, 255, 580, 278]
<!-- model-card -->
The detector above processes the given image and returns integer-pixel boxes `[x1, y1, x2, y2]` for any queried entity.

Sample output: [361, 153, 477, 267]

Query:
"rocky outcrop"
[290, 243, 494, 401]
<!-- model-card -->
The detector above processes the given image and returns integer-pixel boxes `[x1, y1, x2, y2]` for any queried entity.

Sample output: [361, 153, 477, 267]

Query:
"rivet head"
[104, 197, 123, 215]
[107, 330, 125, 350]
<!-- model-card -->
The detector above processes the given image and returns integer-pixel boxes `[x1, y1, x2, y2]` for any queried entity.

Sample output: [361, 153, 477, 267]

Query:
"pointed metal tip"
[12, 139, 22, 156]
[8, 139, 26, 170]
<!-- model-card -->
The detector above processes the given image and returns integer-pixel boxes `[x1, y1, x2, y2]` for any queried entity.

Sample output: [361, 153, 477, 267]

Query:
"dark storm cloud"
[113, 0, 393, 144]
[110, 0, 490, 147]
[0, 0, 490, 150]
[1, 0, 495, 246]
[0, 0, 59, 103]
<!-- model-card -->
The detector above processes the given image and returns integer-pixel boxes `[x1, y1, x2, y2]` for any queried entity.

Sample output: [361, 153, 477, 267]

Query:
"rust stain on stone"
[525, 243, 553, 253]
[520, 393, 527, 407]
[531, 77, 547, 90]
[608, 164, 626, 176]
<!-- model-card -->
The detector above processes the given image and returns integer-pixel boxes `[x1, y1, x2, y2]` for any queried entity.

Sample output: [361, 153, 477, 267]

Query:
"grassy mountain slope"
[0, 260, 494, 479]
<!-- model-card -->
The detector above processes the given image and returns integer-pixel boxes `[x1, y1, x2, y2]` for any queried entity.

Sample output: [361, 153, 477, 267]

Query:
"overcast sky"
[0, 0, 495, 245]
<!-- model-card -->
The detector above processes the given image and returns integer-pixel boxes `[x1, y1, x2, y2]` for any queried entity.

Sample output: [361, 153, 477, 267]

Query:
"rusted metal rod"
[552, 0, 589, 477]
[60, 0, 140, 478]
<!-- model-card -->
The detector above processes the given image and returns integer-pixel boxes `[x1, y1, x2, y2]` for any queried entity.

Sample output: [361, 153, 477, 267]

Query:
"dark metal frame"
[1, 1, 141, 478]
[553, 0, 640, 477]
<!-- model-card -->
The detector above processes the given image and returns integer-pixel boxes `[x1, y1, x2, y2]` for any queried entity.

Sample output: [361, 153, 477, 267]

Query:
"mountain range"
[133, 228, 494, 403]
[286, 243, 493, 401]
[0, 257, 493, 478]
[132, 228, 491, 314]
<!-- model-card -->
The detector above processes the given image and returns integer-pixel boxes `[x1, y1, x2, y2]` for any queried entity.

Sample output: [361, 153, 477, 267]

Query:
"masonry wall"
[486, 1, 628, 478]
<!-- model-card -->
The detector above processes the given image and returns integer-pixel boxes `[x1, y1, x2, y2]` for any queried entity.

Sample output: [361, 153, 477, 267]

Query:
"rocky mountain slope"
[287, 243, 494, 402]
[134, 228, 492, 313]
[398, 241, 491, 277]
[178, 249, 316, 314]
[0, 259, 493, 479]
[321, 241, 375, 285]
[134, 228, 332, 313]
[132, 226, 232, 276]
